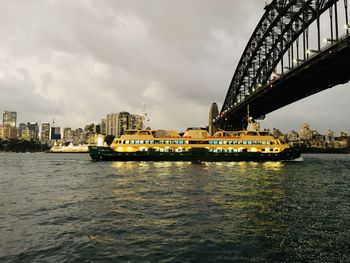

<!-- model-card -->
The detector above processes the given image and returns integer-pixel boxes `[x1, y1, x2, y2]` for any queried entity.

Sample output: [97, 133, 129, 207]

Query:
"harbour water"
[0, 153, 349, 262]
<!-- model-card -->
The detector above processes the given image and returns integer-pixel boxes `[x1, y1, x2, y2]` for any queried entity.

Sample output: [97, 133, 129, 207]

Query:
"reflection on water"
[1, 154, 350, 262]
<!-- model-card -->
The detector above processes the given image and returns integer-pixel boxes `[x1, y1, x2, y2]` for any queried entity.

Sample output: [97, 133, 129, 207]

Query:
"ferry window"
[259, 132, 269, 136]
[247, 132, 257, 136]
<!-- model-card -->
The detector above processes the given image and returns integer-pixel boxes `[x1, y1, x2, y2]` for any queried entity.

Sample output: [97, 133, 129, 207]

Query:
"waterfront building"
[209, 103, 219, 136]
[51, 127, 61, 140]
[0, 125, 17, 140]
[336, 134, 350, 148]
[41, 123, 50, 144]
[75, 128, 87, 144]
[117, 112, 129, 137]
[94, 124, 101, 134]
[21, 128, 37, 141]
[106, 112, 131, 137]
[26, 122, 39, 140]
[106, 113, 118, 137]
[287, 130, 299, 142]
[18, 123, 27, 132]
[272, 128, 282, 139]
[84, 124, 95, 133]
[101, 118, 106, 135]
[128, 114, 143, 130]
[2, 111, 17, 128]
[63, 128, 72, 143]
[299, 123, 313, 141]
[340, 132, 348, 137]
[326, 130, 335, 147]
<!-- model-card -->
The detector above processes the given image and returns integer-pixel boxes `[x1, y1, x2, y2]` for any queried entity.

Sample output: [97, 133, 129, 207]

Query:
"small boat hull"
[88, 146, 301, 162]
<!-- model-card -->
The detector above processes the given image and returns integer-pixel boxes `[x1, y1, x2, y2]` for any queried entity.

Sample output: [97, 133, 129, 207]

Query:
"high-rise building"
[63, 128, 72, 143]
[106, 113, 118, 136]
[3, 111, 17, 128]
[26, 122, 39, 140]
[105, 112, 131, 137]
[19, 123, 27, 131]
[0, 125, 17, 139]
[41, 123, 50, 144]
[51, 127, 61, 140]
[101, 118, 106, 135]
[94, 124, 101, 134]
[117, 112, 129, 137]
[129, 114, 143, 130]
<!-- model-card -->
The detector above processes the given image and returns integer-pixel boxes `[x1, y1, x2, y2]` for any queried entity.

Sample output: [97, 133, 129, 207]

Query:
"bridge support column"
[209, 103, 219, 136]
[345, 0, 349, 35]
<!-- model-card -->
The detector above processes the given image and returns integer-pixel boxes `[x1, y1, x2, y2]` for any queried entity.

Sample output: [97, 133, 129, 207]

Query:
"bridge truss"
[218, 0, 349, 127]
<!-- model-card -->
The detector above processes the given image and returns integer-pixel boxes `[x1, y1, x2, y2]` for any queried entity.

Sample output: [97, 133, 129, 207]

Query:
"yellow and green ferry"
[88, 128, 300, 162]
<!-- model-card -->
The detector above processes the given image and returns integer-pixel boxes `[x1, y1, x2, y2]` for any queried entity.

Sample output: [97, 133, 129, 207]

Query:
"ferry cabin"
[109, 129, 289, 155]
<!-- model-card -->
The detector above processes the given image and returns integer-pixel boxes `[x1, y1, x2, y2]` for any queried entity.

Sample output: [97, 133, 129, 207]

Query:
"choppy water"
[0, 153, 349, 262]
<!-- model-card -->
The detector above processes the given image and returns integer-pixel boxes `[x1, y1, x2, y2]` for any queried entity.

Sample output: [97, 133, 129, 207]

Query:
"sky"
[0, 0, 349, 134]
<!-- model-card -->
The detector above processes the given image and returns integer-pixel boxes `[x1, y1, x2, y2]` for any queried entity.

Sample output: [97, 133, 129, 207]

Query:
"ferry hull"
[88, 146, 301, 162]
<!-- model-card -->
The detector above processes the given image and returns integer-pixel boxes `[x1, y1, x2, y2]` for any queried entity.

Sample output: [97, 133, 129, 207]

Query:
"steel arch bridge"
[215, 0, 350, 130]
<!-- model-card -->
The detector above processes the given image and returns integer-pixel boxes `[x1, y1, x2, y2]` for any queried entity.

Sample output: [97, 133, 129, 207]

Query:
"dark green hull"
[88, 146, 301, 162]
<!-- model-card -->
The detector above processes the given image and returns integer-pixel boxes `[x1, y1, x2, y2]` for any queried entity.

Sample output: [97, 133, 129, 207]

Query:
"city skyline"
[2, 109, 349, 137]
[0, 1, 349, 132]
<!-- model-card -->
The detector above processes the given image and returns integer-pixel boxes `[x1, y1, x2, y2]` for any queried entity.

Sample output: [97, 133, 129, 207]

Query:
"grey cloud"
[0, 0, 348, 132]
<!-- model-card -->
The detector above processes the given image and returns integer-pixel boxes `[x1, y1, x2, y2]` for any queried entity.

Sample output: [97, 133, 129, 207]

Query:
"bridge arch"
[219, 0, 349, 129]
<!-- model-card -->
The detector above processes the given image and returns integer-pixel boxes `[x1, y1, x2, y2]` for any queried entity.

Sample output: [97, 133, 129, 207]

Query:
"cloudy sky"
[0, 0, 349, 133]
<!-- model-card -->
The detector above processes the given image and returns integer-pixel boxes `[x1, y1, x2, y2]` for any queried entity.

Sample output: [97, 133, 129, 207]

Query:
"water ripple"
[0, 153, 350, 262]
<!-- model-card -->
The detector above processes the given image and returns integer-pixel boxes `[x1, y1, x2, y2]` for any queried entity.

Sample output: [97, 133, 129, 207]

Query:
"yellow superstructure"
[109, 128, 289, 154]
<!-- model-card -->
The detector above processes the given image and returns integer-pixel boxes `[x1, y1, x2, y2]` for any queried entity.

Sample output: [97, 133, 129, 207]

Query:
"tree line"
[0, 139, 50, 152]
